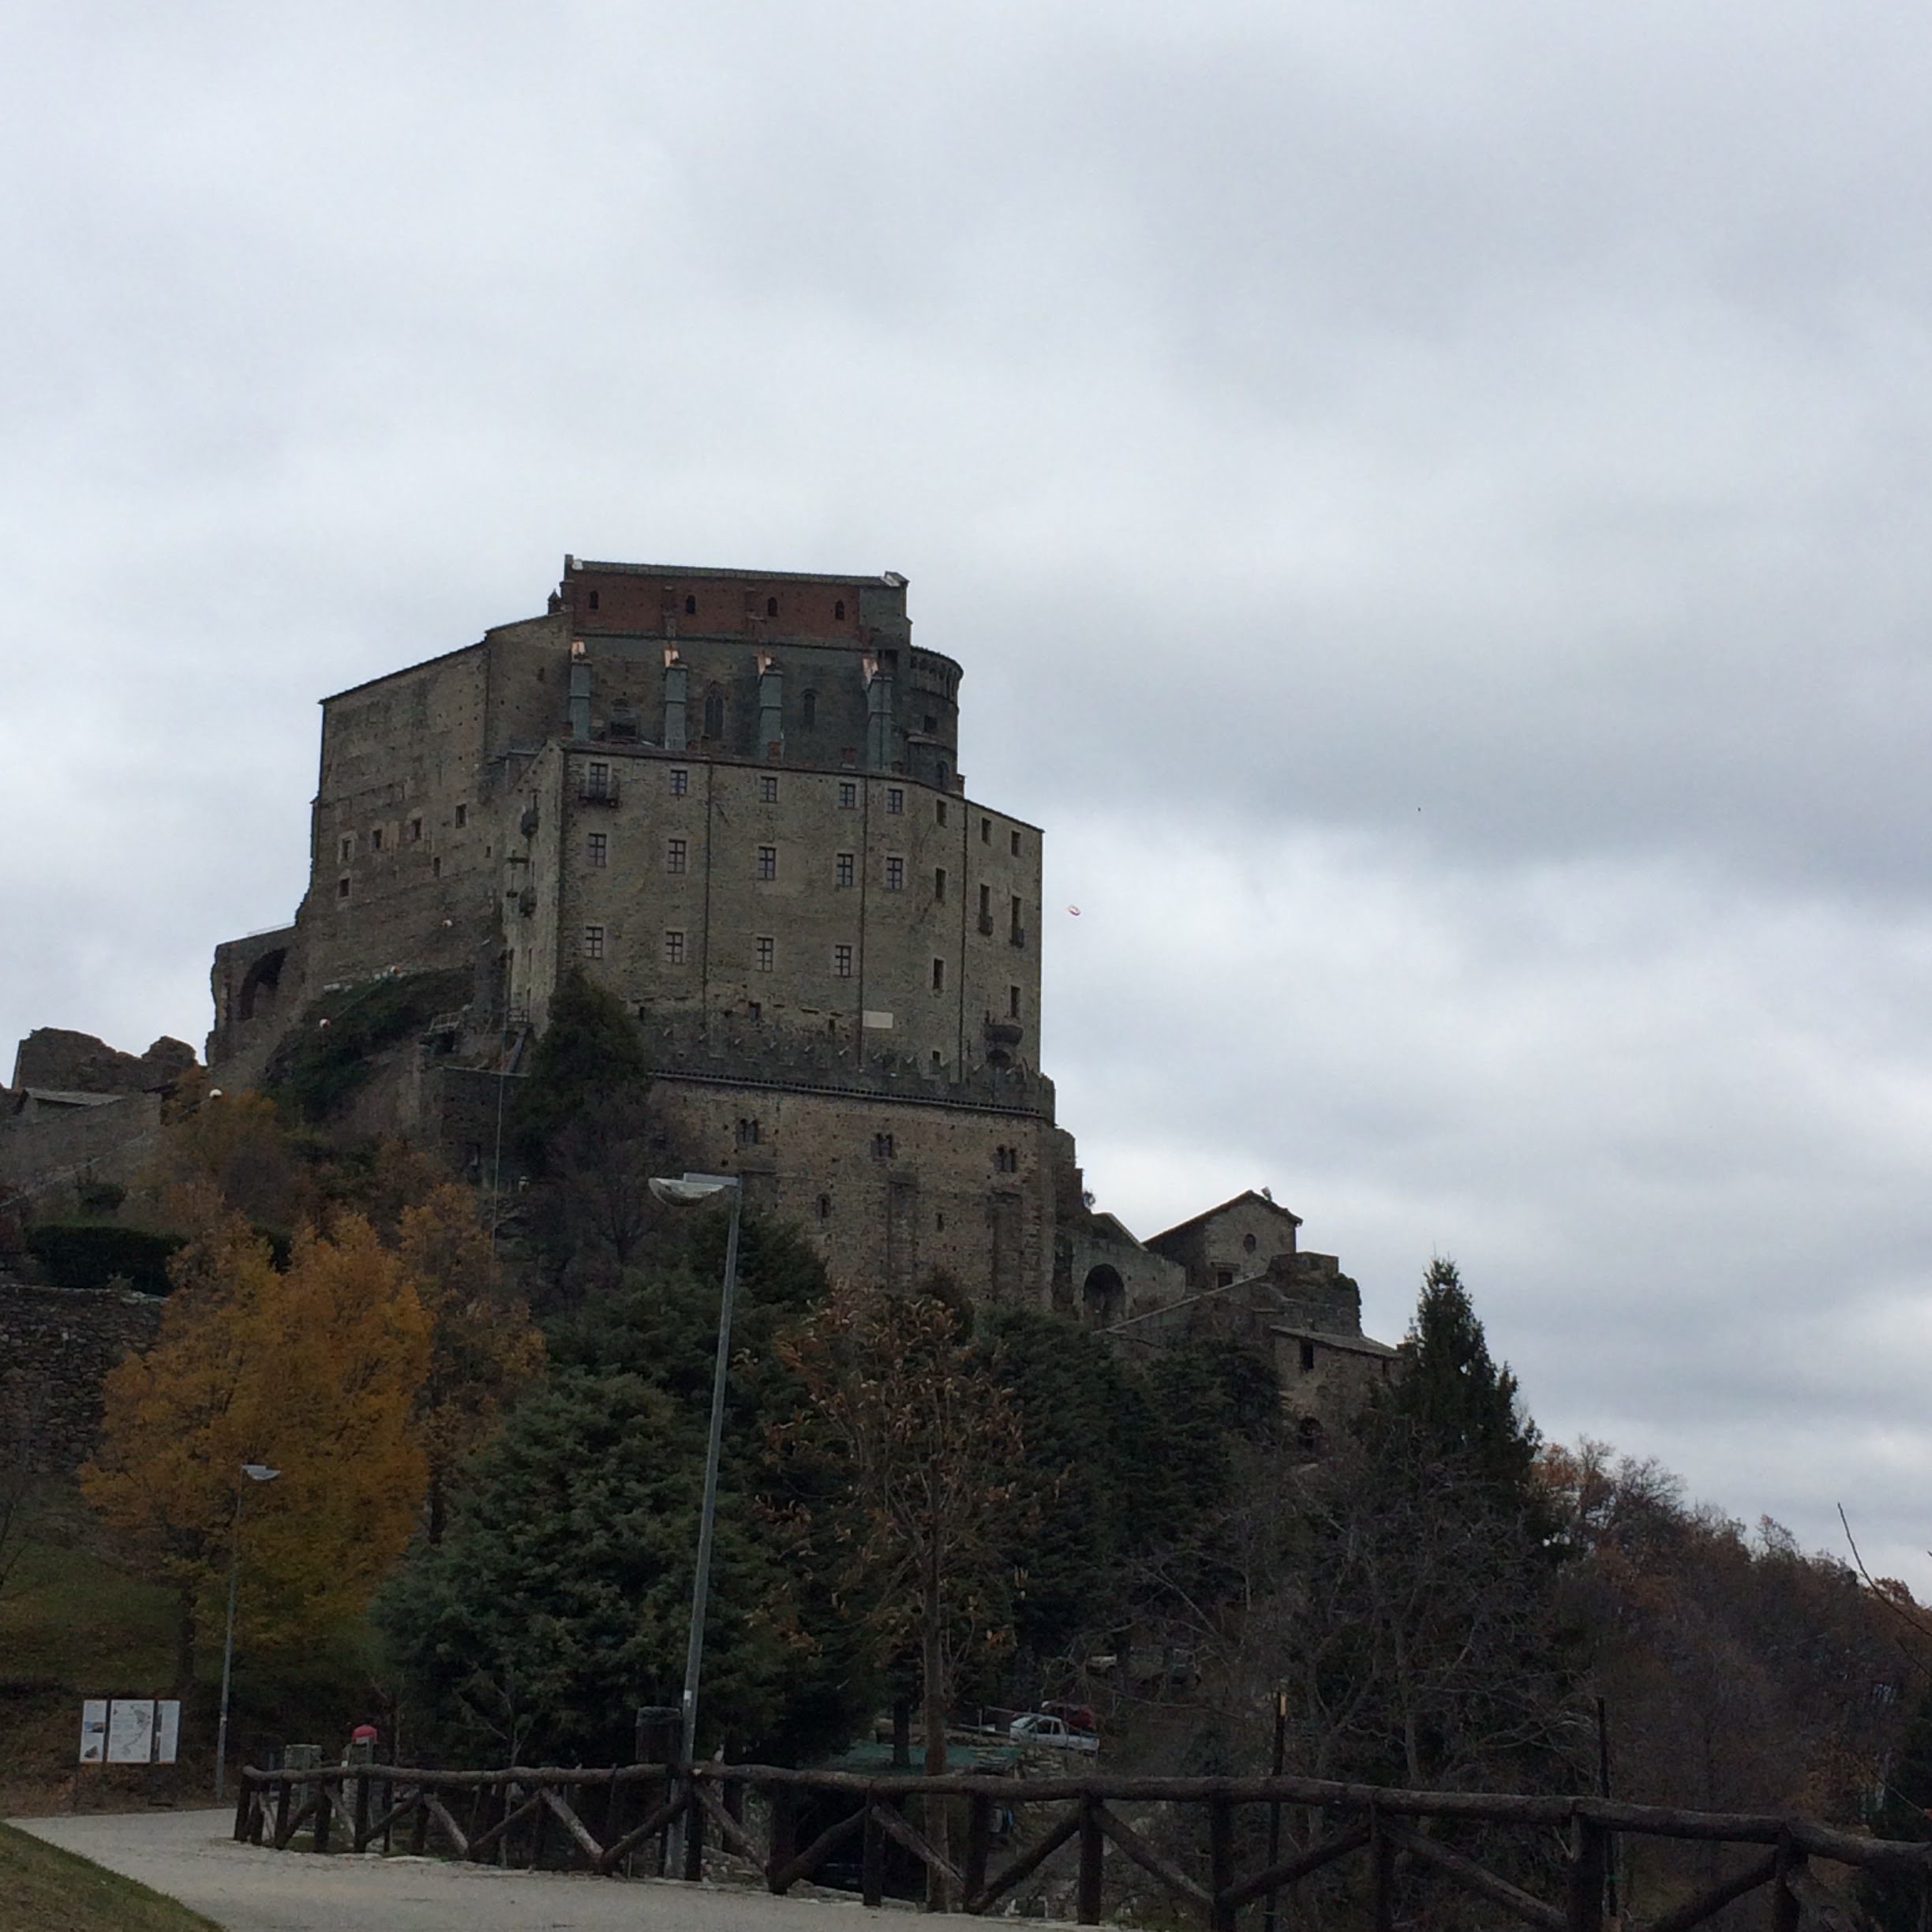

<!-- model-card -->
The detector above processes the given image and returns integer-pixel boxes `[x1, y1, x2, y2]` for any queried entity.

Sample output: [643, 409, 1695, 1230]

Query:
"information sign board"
[78, 1699, 108, 1764]
[107, 1698, 157, 1764]
[155, 1700, 180, 1765]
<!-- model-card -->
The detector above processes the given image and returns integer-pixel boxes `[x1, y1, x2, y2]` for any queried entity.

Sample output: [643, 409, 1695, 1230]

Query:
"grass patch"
[0, 1824, 221, 1932]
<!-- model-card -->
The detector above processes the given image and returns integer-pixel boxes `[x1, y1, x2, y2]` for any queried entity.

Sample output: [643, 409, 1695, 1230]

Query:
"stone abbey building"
[103, 558, 1389, 1420]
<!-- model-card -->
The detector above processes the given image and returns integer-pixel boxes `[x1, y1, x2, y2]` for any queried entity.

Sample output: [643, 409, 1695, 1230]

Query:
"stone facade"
[0, 1270, 163, 1472]
[195, 556, 1395, 1375]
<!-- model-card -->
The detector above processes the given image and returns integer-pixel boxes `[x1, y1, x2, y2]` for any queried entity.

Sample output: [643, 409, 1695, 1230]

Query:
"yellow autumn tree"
[80, 1209, 431, 1689]
[396, 1184, 545, 1541]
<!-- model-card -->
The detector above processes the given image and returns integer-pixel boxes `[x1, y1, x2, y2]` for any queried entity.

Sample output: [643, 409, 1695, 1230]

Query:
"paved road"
[15, 1810, 1051, 1932]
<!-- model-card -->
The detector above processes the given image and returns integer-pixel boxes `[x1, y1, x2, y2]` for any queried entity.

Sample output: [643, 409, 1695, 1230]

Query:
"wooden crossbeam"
[420, 1792, 471, 1859]
[466, 1788, 543, 1861]
[691, 1779, 763, 1864]
[1381, 1820, 1564, 1931]
[593, 1788, 687, 1874]
[539, 1788, 607, 1865]
[967, 1805, 1083, 1915]
[768, 1802, 867, 1894]
[1219, 1817, 1372, 1911]
[1646, 1849, 1780, 1932]
[1091, 1799, 1211, 1914]
[870, 1800, 962, 1885]
[272, 1793, 316, 1852]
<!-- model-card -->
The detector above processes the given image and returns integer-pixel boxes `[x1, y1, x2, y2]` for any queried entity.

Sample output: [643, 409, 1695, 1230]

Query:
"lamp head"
[241, 1463, 282, 1483]
[649, 1172, 741, 1208]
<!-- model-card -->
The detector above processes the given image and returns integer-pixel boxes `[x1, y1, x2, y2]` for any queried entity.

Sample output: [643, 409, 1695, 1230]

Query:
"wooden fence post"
[766, 1783, 796, 1893]
[681, 1770, 705, 1883]
[1772, 1836, 1803, 1932]
[353, 1771, 370, 1853]
[1078, 1795, 1105, 1925]
[410, 1786, 429, 1857]
[1209, 1791, 1237, 1932]
[273, 1776, 293, 1849]
[965, 1793, 991, 1908]
[1567, 1814, 1605, 1932]
[313, 1779, 332, 1855]
[1368, 1806, 1394, 1932]
[232, 1774, 252, 1841]
[862, 1791, 885, 1909]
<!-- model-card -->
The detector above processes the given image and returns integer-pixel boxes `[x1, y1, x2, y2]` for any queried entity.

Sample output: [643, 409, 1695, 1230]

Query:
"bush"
[25, 1226, 185, 1297]
[265, 969, 470, 1124]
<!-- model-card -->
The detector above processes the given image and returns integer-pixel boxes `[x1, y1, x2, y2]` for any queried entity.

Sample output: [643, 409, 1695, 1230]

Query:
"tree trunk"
[921, 1567, 951, 1908]
[174, 1582, 198, 1699]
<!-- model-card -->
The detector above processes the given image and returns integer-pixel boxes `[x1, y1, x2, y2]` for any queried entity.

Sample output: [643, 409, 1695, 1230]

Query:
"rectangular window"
[873, 1132, 895, 1160]
[979, 883, 991, 924]
[339, 835, 353, 862]
[757, 845, 777, 881]
[666, 837, 687, 874]
[1010, 828, 1021, 856]
[337, 876, 350, 900]
[1009, 984, 1021, 1018]
[885, 856, 904, 891]
[370, 826, 384, 852]
[1011, 894, 1024, 945]
[755, 936, 774, 972]
[936, 800, 947, 826]
[981, 816, 990, 843]
[838, 781, 857, 809]
[833, 943, 854, 979]
[432, 856, 441, 878]
[747, 1000, 762, 1022]
[582, 924, 605, 960]
[664, 929, 687, 965]
[455, 803, 468, 827]
[931, 957, 945, 993]
[588, 832, 608, 868]
[835, 852, 855, 889]
[886, 787, 904, 814]
[669, 767, 690, 796]
[759, 774, 779, 803]
[934, 867, 946, 901]
[588, 762, 611, 797]
[408, 817, 422, 843]
[736, 1118, 761, 1148]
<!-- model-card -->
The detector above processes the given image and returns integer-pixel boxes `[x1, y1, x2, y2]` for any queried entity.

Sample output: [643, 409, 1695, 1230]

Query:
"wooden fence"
[234, 1758, 1932, 1929]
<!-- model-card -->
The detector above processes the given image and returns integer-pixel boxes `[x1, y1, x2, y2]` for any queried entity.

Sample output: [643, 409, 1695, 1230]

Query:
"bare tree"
[773, 1282, 1032, 1902]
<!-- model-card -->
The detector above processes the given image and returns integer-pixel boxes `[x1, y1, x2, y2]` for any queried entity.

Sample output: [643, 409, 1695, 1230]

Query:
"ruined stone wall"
[0, 1273, 160, 1473]
[11, 1030, 195, 1095]
[0, 1092, 163, 1208]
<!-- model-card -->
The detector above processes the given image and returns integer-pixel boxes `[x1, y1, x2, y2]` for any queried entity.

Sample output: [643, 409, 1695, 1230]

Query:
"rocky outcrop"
[9, 1030, 199, 1097]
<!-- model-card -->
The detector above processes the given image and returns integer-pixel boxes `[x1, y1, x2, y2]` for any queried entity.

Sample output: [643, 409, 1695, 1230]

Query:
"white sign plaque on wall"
[155, 1700, 181, 1765]
[107, 1699, 157, 1764]
[77, 1700, 108, 1764]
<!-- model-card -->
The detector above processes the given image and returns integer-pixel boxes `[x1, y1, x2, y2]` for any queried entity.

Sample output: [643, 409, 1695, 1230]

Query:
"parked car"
[1008, 1711, 1099, 1754]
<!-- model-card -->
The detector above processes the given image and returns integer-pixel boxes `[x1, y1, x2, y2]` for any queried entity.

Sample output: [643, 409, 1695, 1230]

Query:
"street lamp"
[214, 1462, 280, 1803]
[646, 1172, 743, 1779]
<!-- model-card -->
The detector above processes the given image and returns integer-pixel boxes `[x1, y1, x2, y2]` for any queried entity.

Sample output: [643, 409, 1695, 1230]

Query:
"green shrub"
[25, 1225, 185, 1297]
[265, 968, 470, 1124]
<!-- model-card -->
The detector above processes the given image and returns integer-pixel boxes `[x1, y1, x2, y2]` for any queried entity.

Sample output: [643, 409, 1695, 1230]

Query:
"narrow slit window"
[931, 957, 945, 993]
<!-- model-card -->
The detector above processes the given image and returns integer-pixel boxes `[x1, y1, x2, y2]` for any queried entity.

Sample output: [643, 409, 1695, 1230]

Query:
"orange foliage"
[80, 1210, 431, 1676]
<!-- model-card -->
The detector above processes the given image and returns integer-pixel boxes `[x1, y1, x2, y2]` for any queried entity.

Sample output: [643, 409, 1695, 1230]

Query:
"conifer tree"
[509, 966, 649, 1166]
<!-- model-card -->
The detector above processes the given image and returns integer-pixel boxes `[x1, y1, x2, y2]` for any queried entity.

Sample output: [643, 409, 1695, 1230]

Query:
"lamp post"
[214, 1462, 280, 1803]
[646, 1172, 743, 1777]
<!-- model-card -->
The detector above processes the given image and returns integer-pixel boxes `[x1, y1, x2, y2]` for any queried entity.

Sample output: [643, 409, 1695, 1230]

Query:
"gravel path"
[13, 1810, 1042, 1932]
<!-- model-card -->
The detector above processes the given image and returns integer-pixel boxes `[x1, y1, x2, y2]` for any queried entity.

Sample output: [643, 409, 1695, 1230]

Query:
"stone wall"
[0, 1091, 163, 1208]
[0, 1271, 160, 1473]
[11, 1029, 196, 1095]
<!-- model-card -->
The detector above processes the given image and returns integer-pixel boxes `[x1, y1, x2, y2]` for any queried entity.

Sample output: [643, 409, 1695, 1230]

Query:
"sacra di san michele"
[10, 559, 1394, 1429]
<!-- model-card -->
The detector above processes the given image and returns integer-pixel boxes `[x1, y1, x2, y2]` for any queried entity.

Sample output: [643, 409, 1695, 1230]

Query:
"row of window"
[584, 590, 850, 621]
[587, 762, 1024, 855]
[579, 923, 1022, 1011]
[586, 831, 1024, 933]
[338, 801, 470, 863]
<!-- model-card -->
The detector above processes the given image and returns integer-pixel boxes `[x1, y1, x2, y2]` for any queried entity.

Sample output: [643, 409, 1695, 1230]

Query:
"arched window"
[834, 599, 845, 620]
[703, 685, 725, 739]
[803, 689, 817, 726]
[817, 1193, 832, 1220]
[766, 596, 778, 617]
[684, 594, 697, 616]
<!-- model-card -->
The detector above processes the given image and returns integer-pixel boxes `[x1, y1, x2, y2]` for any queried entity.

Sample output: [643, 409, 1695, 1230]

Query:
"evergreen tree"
[509, 967, 649, 1167]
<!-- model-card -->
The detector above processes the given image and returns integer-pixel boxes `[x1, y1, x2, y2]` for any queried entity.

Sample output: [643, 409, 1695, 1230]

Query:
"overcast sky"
[6, 0, 1932, 1587]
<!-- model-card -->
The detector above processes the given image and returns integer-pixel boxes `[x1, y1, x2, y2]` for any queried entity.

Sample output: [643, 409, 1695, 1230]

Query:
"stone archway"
[1081, 1263, 1125, 1327]
[236, 946, 287, 1024]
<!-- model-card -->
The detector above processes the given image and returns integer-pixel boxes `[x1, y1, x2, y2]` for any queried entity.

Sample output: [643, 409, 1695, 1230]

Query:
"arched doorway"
[1080, 1264, 1125, 1327]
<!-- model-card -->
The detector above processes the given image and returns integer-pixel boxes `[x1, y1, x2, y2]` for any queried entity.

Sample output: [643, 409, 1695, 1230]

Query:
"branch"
[1837, 1505, 1932, 1641]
